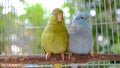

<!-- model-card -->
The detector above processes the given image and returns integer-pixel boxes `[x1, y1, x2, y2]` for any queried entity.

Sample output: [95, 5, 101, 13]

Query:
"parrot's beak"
[88, 17, 92, 24]
[57, 14, 62, 23]
[58, 16, 62, 22]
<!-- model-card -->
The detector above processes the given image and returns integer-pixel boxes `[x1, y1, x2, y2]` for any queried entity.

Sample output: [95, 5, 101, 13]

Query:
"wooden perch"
[0, 54, 120, 64]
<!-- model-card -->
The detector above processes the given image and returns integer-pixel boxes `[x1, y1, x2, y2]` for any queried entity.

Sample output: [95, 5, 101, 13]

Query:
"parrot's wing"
[41, 32, 55, 49]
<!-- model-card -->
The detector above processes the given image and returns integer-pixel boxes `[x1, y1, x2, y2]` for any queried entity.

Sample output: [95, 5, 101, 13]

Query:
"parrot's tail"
[54, 64, 61, 68]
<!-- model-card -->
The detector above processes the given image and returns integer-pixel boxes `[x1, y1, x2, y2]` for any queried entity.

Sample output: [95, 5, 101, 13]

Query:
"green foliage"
[110, 43, 120, 54]
[85, 0, 93, 2]
[0, 5, 20, 54]
[19, 3, 49, 54]
[0, 6, 3, 14]
[117, 0, 120, 8]
[19, 3, 48, 26]
[31, 29, 45, 54]
[62, 3, 75, 17]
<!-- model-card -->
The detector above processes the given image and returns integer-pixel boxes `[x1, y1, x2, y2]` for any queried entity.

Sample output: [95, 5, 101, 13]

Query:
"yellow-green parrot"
[41, 8, 68, 61]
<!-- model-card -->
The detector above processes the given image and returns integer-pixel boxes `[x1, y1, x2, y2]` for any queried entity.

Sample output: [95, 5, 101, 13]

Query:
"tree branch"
[0, 54, 120, 64]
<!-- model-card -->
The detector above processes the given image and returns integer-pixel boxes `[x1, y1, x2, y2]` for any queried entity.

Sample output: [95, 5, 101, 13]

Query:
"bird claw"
[46, 53, 51, 61]
[61, 53, 65, 61]
[88, 52, 94, 58]
[68, 53, 72, 60]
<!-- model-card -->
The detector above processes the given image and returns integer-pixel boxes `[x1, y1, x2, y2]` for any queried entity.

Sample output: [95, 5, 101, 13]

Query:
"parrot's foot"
[68, 53, 72, 60]
[46, 53, 51, 61]
[61, 53, 65, 61]
[88, 52, 94, 58]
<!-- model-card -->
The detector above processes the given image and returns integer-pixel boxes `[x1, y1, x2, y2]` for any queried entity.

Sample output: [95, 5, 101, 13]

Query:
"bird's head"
[72, 12, 91, 27]
[52, 8, 64, 23]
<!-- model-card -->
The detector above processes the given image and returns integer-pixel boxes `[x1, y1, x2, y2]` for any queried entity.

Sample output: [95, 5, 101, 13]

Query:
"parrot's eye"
[81, 17, 84, 19]
[81, 17, 87, 20]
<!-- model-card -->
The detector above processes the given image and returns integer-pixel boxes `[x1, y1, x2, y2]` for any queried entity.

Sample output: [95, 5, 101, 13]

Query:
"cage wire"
[0, 0, 120, 68]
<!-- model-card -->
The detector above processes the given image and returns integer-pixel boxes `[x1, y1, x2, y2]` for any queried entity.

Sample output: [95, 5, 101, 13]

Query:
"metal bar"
[24, 22, 120, 29]
[104, 0, 110, 54]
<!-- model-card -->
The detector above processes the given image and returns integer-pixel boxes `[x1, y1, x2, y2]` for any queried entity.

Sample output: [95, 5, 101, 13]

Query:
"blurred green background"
[0, 0, 120, 68]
